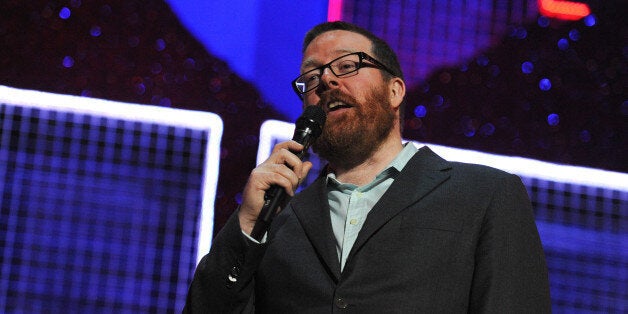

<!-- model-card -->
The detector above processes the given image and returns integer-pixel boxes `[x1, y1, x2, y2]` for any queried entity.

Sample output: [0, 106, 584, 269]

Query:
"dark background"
[1, 0, 624, 234]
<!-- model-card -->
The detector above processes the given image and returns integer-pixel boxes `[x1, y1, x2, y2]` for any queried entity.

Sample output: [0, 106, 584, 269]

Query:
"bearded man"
[184, 21, 551, 313]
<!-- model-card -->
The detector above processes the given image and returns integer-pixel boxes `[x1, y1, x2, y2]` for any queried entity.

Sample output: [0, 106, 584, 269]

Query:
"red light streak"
[538, 0, 591, 21]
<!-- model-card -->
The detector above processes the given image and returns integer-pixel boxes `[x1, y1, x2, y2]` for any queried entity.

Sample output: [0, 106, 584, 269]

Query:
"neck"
[330, 136, 403, 186]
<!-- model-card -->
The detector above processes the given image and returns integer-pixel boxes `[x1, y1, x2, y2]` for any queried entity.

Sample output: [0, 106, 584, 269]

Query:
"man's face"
[300, 30, 397, 169]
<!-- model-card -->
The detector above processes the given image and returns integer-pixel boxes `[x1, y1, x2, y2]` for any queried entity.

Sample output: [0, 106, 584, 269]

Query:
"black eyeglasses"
[291, 51, 396, 99]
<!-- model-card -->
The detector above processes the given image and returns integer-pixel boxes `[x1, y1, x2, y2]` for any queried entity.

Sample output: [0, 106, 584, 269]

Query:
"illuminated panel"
[257, 119, 628, 312]
[339, 0, 540, 85]
[328, 0, 344, 21]
[538, 0, 591, 21]
[257, 119, 627, 190]
[0, 85, 222, 313]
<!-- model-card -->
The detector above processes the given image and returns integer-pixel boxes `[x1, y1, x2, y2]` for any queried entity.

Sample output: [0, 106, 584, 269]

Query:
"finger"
[271, 163, 301, 195]
[299, 161, 313, 183]
[266, 143, 306, 173]
[252, 163, 300, 195]
[270, 140, 304, 155]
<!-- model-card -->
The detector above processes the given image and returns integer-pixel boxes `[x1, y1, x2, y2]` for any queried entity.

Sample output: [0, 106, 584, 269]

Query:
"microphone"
[249, 105, 326, 241]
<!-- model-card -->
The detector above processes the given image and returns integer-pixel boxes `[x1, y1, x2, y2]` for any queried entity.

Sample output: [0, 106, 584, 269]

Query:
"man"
[184, 21, 551, 313]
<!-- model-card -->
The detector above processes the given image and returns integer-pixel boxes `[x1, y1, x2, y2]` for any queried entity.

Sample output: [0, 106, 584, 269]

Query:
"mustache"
[317, 90, 357, 108]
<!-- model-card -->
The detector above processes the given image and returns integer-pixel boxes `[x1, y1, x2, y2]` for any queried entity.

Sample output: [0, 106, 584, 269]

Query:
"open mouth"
[327, 101, 352, 112]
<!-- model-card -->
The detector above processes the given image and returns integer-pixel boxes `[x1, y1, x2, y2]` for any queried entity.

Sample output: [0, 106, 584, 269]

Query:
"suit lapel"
[289, 146, 451, 279]
[291, 178, 342, 281]
[347, 146, 451, 261]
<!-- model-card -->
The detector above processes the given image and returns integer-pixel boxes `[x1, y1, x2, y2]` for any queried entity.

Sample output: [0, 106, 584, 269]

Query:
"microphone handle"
[249, 185, 287, 240]
[249, 147, 308, 241]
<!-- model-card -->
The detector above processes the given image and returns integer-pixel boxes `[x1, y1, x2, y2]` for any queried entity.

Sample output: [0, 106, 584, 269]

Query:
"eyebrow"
[300, 49, 357, 71]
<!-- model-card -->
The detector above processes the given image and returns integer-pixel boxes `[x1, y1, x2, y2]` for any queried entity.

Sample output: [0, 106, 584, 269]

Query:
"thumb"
[299, 161, 314, 184]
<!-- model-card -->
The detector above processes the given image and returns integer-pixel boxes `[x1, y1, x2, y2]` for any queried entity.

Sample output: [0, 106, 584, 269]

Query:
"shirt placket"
[340, 189, 365, 270]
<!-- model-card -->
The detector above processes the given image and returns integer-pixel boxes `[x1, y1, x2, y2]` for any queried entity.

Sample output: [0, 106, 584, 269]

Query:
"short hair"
[303, 21, 406, 127]
[302, 21, 405, 82]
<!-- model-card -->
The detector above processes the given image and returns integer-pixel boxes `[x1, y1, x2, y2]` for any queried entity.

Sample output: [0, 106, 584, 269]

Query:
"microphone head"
[296, 106, 326, 139]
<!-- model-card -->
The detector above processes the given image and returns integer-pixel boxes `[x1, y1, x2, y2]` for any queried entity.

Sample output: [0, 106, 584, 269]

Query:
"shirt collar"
[388, 142, 418, 173]
[326, 142, 417, 189]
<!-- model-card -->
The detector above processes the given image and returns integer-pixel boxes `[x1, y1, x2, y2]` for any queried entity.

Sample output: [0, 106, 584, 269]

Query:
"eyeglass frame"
[291, 51, 397, 99]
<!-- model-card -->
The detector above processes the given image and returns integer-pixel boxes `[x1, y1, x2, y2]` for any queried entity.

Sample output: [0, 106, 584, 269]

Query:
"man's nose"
[316, 67, 339, 95]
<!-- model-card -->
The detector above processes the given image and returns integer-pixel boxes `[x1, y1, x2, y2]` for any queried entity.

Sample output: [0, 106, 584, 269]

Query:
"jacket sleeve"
[469, 174, 552, 313]
[183, 210, 267, 314]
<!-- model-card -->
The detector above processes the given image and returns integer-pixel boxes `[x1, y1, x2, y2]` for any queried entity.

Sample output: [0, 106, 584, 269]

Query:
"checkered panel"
[525, 177, 628, 312]
[0, 88, 220, 313]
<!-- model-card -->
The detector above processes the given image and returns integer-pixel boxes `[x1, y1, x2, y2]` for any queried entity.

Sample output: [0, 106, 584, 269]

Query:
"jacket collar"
[290, 146, 452, 280]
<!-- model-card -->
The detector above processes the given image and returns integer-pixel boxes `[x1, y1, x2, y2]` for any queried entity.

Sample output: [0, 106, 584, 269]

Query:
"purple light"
[476, 55, 489, 67]
[513, 27, 527, 39]
[432, 95, 444, 107]
[184, 58, 196, 69]
[134, 83, 146, 95]
[62, 56, 74, 68]
[579, 130, 591, 143]
[521, 61, 534, 74]
[547, 113, 560, 126]
[151, 63, 163, 74]
[568, 29, 581, 41]
[539, 78, 552, 91]
[413, 105, 427, 118]
[584, 14, 596, 27]
[489, 65, 500, 77]
[479, 123, 495, 136]
[159, 97, 172, 107]
[419, 83, 430, 93]
[59, 7, 71, 20]
[90, 26, 101, 37]
[155, 39, 166, 51]
[537, 16, 550, 28]
[557, 38, 569, 50]
[461, 116, 477, 137]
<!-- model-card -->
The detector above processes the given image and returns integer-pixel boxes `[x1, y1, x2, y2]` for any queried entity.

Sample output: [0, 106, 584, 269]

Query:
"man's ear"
[389, 77, 406, 109]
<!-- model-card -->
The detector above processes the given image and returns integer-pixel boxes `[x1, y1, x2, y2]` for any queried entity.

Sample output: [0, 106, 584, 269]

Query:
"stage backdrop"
[0, 0, 625, 313]
[0, 85, 222, 313]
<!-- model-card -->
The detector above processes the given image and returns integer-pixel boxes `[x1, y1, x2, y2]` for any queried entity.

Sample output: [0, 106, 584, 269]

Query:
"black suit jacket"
[184, 146, 551, 313]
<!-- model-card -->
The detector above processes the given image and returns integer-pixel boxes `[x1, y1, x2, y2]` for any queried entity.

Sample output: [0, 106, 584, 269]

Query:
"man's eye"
[338, 61, 357, 72]
[305, 73, 319, 83]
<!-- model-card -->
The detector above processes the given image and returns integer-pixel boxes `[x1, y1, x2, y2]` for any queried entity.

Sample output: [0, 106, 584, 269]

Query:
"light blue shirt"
[327, 143, 417, 271]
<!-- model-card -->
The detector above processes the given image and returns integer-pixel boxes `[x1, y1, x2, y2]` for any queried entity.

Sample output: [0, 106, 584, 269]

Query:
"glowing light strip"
[197, 122, 222, 265]
[257, 119, 295, 164]
[536, 221, 627, 257]
[538, 0, 591, 21]
[258, 119, 628, 191]
[0, 85, 222, 265]
[327, 0, 343, 21]
[0, 85, 217, 129]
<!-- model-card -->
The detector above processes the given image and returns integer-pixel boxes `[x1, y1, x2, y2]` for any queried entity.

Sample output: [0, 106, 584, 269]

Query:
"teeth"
[328, 101, 345, 109]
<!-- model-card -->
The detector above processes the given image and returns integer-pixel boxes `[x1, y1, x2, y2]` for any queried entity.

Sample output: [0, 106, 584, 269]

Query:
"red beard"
[312, 85, 396, 170]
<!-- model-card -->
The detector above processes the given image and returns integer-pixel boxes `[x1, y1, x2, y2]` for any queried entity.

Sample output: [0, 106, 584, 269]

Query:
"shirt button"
[349, 219, 357, 225]
[335, 297, 348, 309]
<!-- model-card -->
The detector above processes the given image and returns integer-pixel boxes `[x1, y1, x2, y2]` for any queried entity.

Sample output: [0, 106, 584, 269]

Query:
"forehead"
[302, 30, 372, 66]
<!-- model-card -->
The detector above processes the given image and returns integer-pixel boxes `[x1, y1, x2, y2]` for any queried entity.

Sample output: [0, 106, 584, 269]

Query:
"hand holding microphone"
[239, 106, 326, 241]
